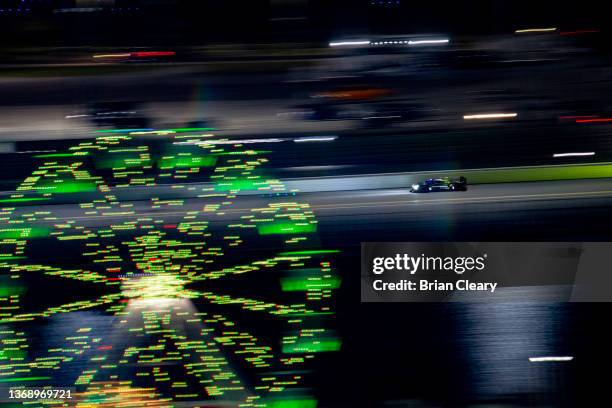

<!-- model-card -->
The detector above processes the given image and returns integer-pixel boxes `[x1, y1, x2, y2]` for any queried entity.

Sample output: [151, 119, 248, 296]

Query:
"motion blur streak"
[553, 152, 595, 158]
[559, 29, 601, 35]
[294, 136, 338, 143]
[529, 356, 574, 362]
[177, 138, 285, 145]
[408, 39, 450, 45]
[576, 118, 612, 123]
[131, 51, 175, 58]
[329, 40, 370, 47]
[92, 53, 131, 59]
[515, 27, 557, 33]
[463, 113, 518, 120]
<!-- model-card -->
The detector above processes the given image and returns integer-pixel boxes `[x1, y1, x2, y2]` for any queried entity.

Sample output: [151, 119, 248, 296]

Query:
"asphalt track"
[9, 179, 612, 242]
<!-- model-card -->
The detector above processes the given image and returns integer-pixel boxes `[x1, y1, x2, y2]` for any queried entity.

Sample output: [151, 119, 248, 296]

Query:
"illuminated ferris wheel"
[0, 129, 340, 407]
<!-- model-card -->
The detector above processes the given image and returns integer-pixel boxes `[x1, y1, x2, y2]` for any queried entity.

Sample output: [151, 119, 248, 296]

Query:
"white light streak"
[176, 138, 285, 146]
[529, 356, 574, 362]
[553, 152, 595, 158]
[329, 40, 371, 47]
[463, 113, 518, 120]
[408, 39, 450, 46]
[294, 136, 338, 143]
[18, 150, 57, 154]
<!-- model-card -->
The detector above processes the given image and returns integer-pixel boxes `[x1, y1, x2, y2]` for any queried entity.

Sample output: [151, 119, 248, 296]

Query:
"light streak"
[131, 51, 175, 58]
[560, 29, 600, 36]
[294, 136, 338, 143]
[515, 28, 557, 33]
[92, 53, 131, 59]
[529, 356, 574, 362]
[553, 152, 595, 158]
[329, 40, 370, 47]
[177, 138, 285, 145]
[463, 113, 518, 120]
[408, 39, 449, 45]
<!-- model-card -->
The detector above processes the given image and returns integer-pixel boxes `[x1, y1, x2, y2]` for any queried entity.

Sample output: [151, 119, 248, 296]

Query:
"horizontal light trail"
[408, 39, 449, 45]
[17, 150, 57, 154]
[463, 113, 517, 120]
[176, 138, 284, 146]
[294, 136, 338, 143]
[329, 40, 370, 47]
[576, 118, 612, 123]
[93, 51, 175, 59]
[515, 28, 557, 33]
[553, 152, 595, 158]
[560, 29, 600, 36]
[131, 51, 175, 58]
[92, 53, 131, 59]
[558, 115, 599, 120]
[529, 356, 574, 362]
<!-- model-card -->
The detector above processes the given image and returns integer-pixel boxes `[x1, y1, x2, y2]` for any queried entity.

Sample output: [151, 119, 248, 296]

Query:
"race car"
[410, 177, 468, 193]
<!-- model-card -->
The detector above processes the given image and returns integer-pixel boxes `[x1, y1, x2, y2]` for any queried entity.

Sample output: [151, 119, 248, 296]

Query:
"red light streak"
[560, 29, 600, 36]
[131, 51, 175, 58]
[576, 118, 612, 123]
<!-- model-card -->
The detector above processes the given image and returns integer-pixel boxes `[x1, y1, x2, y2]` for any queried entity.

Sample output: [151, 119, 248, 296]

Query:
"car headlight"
[412, 184, 420, 190]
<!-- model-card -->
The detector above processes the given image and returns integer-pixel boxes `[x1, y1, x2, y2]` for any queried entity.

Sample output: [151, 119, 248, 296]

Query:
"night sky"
[0, 0, 607, 46]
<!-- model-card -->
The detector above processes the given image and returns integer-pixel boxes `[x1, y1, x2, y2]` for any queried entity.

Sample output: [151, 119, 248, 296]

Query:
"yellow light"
[93, 53, 131, 59]
[515, 28, 557, 33]
[122, 274, 186, 300]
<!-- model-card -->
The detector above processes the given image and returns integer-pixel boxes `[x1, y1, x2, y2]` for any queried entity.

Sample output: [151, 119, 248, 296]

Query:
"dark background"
[0, 0, 607, 46]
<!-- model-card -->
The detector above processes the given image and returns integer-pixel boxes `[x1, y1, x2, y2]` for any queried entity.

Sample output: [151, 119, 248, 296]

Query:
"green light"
[0, 349, 27, 360]
[33, 181, 97, 194]
[417, 162, 612, 185]
[281, 276, 341, 292]
[0, 377, 52, 383]
[0, 227, 50, 239]
[34, 153, 89, 158]
[159, 155, 217, 169]
[258, 223, 316, 235]
[279, 250, 340, 256]
[0, 197, 50, 203]
[96, 155, 152, 170]
[262, 398, 317, 408]
[0, 286, 25, 297]
[214, 179, 262, 191]
[96, 127, 215, 134]
[282, 338, 341, 354]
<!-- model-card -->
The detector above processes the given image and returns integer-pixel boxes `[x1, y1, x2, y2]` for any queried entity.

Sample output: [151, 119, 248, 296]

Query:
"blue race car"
[410, 177, 467, 193]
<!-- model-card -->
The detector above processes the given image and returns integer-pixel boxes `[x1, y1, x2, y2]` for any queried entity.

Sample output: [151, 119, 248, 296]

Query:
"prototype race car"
[410, 177, 468, 193]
